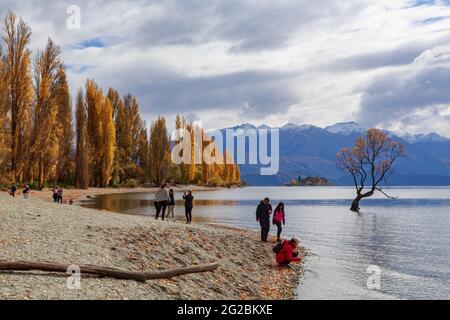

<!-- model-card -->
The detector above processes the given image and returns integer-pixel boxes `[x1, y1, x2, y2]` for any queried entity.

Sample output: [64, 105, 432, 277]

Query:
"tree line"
[0, 12, 240, 190]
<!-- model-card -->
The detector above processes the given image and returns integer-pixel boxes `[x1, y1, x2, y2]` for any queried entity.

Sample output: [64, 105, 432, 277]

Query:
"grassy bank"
[0, 194, 303, 300]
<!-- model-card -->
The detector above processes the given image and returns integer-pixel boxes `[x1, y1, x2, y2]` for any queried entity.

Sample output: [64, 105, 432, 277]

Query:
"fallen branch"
[0, 261, 220, 282]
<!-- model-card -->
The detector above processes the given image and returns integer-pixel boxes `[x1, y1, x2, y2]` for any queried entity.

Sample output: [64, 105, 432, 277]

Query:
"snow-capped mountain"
[225, 121, 450, 186]
[324, 121, 367, 135]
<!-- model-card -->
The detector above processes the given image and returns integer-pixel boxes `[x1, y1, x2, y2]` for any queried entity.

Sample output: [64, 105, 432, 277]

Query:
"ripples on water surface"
[80, 187, 450, 300]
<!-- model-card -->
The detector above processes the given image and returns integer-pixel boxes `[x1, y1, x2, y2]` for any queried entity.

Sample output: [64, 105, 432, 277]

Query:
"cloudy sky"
[2, 0, 450, 136]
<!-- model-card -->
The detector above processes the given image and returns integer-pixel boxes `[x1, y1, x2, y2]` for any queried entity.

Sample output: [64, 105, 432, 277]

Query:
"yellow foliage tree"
[100, 97, 115, 187]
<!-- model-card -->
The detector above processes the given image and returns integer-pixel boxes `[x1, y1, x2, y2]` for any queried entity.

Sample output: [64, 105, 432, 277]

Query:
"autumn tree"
[136, 125, 150, 181]
[149, 117, 170, 185]
[3, 12, 33, 182]
[109, 91, 144, 183]
[0, 48, 9, 177]
[85, 79, 103, 186]
[99, 97, 115, 187]
[337, 129, 405, 213]
[75, 90, 89, 189]
[30, 38, 64, 188]
[54, 68, 73, 183]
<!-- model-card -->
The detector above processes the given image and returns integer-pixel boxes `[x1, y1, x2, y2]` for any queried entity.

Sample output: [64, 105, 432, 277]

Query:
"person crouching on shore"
[275, 238, 301, 266]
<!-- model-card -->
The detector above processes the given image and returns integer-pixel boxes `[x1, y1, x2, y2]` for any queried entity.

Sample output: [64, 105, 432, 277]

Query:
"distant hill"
[222, 122, 450, 186]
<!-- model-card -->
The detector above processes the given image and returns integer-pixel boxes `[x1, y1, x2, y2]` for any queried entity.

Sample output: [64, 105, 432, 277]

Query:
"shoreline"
[14, 185, 222, 204]
[0, 193, 303, 300]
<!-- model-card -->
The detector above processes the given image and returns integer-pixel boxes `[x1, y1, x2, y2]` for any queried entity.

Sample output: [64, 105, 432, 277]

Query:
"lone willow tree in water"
[337, 129, 405, 213]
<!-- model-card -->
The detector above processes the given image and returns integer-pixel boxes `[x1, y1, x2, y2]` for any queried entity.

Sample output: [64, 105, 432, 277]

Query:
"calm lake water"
[79, 186, 450, 300]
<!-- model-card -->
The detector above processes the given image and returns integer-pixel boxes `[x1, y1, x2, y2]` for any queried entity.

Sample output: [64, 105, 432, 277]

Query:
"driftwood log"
[0, 261, 219, 282]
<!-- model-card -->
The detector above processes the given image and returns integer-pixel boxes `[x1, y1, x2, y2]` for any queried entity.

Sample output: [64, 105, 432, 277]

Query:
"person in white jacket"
[154, 184, 170, 220]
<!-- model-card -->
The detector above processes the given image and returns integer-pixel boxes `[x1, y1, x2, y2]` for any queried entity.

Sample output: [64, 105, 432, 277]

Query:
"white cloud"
[0, 0, 450, 134]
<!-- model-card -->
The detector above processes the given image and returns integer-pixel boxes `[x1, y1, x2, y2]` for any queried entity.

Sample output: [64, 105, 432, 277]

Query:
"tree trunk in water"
[351, 194, 362, 212]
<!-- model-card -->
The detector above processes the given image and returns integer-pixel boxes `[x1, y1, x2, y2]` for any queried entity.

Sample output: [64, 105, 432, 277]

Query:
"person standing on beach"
[10, 184, 17, 197]
[23, 185, 30, 199]
[272, 202, 286, 242]
[57, 187, 63, 204]
[155, 184, 170, 220]
[256, 197, 272, 242]
[183, 190, 194, 224]
[52, 186, 59, 203]
[167, 188, 176, 221]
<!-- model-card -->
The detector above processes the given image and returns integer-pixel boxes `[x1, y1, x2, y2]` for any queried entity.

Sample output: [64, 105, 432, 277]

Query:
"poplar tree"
[3, 12, 33, 182]
[100, 97, 115, 187]
[75, 89, 88, 189]
[149, 117, 170, 185]
[30, 38, 63, 188]
[55, 68, 73, 183]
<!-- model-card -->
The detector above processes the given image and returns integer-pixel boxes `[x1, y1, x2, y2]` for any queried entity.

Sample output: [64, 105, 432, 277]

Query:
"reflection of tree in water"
[79, 193, 241, 216]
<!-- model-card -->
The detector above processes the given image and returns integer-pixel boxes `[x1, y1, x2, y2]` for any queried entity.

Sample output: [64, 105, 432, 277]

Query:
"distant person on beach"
[155, 183, 170, 220]
[183, 190, 194, 224]
[167, 188, 176, 221]
[272, 202, 286, 242]
[52, 186, 59, 203]
[57, 187, 63, 204]
[10, 184, 17, 197]
[274, 237, 301, 266]
[23, 185, 30, 199]
[256, 197, 272, 242]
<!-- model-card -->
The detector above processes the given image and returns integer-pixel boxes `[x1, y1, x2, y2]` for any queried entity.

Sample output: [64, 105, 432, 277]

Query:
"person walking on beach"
[256, 197, 272, 242]
[272, 202, 286, 242]
[10, 184, 17, 197]
[275, 238, 301, 266]
[183, 190, 194, 224]
[155, 183, 170, 220]
[167, 188, 176, 221]
[23, 185, 30, 199]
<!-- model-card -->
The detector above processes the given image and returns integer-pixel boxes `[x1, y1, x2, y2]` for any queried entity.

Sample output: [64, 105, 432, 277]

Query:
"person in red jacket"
[276, 238, 301, 266]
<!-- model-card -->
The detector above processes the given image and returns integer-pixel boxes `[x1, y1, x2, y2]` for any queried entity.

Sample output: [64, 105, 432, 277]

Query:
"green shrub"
[207, 176, 224, 187]
[124, 179, 138, 188]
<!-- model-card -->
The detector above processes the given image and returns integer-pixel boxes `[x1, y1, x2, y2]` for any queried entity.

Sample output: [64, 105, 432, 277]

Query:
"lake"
[79, 186, 450, 300]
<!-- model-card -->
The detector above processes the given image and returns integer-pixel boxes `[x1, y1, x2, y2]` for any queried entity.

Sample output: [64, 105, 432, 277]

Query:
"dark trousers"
[185, 206, 193, 222]
[259, 219, 270, 241]
[155, 201, 168, 220]
[275, 222, 282, 240]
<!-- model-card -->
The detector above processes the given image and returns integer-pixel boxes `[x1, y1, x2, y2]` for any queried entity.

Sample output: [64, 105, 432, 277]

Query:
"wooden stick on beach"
[0, 261, 220, 282]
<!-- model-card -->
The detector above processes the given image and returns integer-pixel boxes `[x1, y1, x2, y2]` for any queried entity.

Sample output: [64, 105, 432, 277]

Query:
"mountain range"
[224, 122, 450, 186]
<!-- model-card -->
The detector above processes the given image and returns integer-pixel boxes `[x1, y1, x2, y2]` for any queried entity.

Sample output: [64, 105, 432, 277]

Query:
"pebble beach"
[0, 192, 303, 300]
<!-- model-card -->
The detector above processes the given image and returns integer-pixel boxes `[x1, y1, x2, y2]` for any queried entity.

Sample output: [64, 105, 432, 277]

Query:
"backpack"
[273, 242, 283, 254]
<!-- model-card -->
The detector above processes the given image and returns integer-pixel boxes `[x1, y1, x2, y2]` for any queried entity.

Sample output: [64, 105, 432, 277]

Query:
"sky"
[2, 0, 450, 136]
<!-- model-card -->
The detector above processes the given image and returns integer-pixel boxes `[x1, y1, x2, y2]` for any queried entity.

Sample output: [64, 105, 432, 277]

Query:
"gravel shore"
[0, 193, 303, 300]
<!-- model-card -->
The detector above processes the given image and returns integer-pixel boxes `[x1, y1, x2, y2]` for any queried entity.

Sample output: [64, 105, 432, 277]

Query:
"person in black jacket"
[167, 188, 176, 221]
[183, 190, 194, 224]
[256, 197, 272, 242]
[10, 184, 17, 197]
